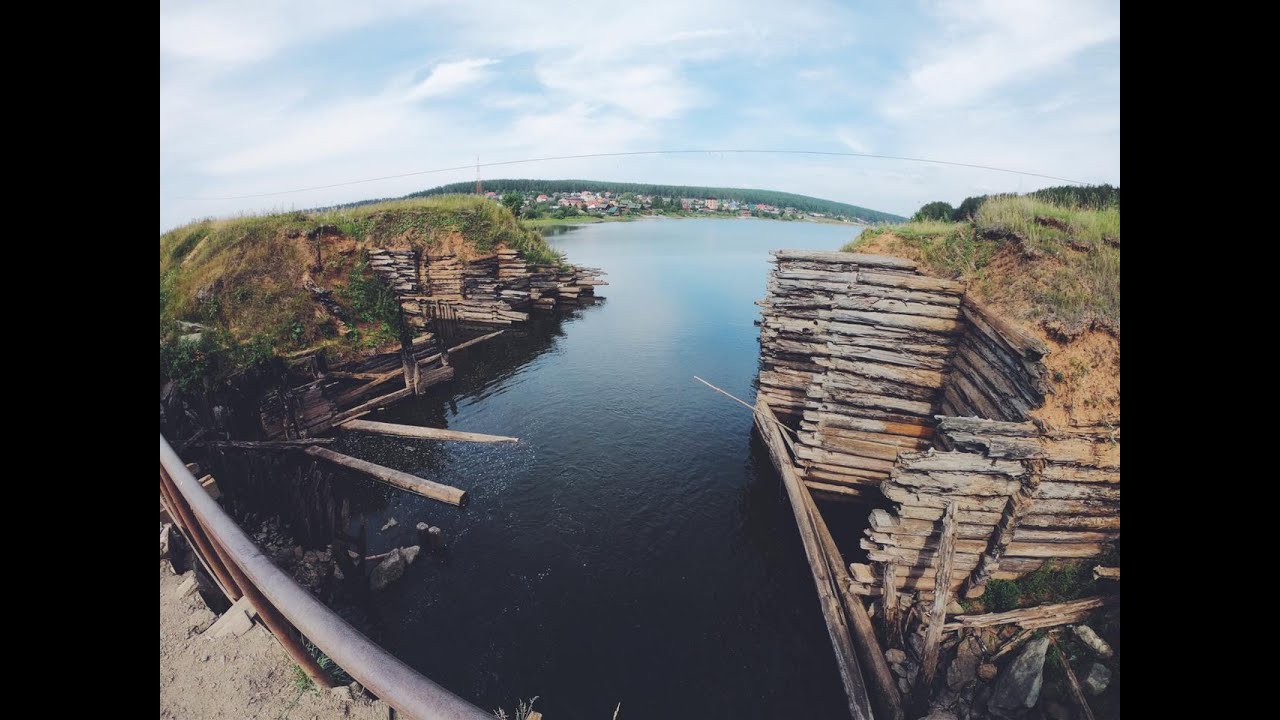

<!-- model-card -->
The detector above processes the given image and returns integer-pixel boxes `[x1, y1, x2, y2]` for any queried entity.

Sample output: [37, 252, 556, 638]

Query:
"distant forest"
[405, 179, 907, 223]
[913, 184, 1120, 222]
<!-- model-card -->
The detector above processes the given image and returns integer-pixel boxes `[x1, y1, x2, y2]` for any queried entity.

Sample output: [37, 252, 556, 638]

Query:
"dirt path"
[159, 563, 394, 720]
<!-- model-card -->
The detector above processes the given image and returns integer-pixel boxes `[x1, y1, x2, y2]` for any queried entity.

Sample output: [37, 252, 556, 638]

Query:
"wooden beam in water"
[448, 330, 505, 353]
[197, 439, 335, 450]
[341, 419, 518, 444]
[754, 397, 874, 720]
[303, 446, 467, 507]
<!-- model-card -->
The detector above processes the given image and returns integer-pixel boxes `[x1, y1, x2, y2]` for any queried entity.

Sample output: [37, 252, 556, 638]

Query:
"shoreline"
[525, 213, 869, 231]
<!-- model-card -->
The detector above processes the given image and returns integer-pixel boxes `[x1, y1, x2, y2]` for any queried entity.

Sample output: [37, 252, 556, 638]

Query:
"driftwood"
[447, 330, 505, 353]
[754, 398, 874, 720]
[913, 502, 957, 710]
[303, 446, 467, 507]
[1093, 566, 1120, 581]
[1051, 637, 1098, 720]
[943, 596, 1117, 631]
[340, 418, 518, 443]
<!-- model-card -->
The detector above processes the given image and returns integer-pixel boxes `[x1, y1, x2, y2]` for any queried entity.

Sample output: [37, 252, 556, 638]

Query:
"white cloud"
[406, 58, 498, 100]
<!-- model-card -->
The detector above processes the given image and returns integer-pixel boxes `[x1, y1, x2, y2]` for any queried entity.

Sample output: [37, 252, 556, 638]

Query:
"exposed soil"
[159, 563, 390, 720]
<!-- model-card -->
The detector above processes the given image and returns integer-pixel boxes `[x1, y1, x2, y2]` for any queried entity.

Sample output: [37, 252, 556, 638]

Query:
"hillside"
[159, 196, 561, 388]
[844, 194, 1120, 428]
[403, 179, 906, 223]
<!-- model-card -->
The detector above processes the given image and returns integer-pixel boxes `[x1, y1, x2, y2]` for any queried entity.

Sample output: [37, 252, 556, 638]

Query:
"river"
[337, 217, 866, 718]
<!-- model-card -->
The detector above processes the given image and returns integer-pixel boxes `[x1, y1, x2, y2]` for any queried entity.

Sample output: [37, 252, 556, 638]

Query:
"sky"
[159, 0, 1120, 232]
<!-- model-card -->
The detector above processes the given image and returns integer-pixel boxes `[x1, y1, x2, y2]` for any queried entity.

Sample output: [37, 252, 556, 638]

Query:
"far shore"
[524, 212, 868, 231]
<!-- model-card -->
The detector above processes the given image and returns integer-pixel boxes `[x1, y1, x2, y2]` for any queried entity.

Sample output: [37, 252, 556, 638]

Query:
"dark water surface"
[338, 217, 865, 719]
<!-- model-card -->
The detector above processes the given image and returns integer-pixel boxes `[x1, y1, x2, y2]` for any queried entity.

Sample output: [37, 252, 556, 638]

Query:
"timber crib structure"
[755, 249, 1120, 718]
[260, 244, 606, 441]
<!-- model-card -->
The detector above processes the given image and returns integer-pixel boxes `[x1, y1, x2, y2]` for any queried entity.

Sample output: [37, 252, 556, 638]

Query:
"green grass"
[980, 560, 1100, 612]
[843, 196, 1120, 335]
[159, 195, 566, 385]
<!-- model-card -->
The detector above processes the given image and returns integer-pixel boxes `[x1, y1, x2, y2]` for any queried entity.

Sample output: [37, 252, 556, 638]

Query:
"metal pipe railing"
[160, 433, 492, 720]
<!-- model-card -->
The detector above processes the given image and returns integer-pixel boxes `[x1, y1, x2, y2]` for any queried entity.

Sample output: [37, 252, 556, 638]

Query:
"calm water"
[337, 217, 865, 719]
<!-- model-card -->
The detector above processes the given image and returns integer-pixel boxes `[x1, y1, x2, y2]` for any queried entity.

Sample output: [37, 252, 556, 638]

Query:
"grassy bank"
[160, 196, 563, 387]
[845, 196, 1119, 336]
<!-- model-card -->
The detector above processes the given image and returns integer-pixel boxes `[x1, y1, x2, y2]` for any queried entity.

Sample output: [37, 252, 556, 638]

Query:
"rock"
[988, 636, 1051, 718]
[890, 662, 906, 678]
[947, 635, 983, 690]
[160, 523, 174, 558]
[947, 600, 966, 615]
[172, 575, 198, 600]
[380, 518, 398, 532]
[369, 549, 406, 591]
[350, 681, 365, 699]
[294, 546, 305, 559]
[978, 663, 999, 682]
[331, 686, 353, 701]
[1072, 625, 1114, 659]
[400, 545, 421, 565]
[898, 678, 910, 695]
[1084, 663, 1111, 695]
[922, 709, 958, 720]
[885, 648, 907, 664]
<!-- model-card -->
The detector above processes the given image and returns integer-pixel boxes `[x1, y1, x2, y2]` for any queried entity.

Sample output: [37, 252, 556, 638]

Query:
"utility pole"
[474, 156, 482, 195]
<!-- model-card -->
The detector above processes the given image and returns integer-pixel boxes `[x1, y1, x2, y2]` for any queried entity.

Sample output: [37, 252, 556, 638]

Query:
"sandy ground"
[159, 563, 393, 720]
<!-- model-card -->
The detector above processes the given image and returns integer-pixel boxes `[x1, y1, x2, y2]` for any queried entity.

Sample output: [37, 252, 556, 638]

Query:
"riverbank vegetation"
[159, 196, 562, 387]
[846, 192, 1119, 338]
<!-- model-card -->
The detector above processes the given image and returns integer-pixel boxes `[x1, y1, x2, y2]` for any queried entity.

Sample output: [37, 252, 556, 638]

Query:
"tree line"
[911, 184, 1121, 222]
[407, 179, 907, 223]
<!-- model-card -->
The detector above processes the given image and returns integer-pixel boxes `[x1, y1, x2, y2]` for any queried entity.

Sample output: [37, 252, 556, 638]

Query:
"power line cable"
[169, 149, 1091, 201]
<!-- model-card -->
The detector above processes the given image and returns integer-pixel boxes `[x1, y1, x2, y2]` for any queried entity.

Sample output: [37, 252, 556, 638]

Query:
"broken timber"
[303, 446, 468, 507]
[755, 397, 874, 720]
[340, 419, 518, 444]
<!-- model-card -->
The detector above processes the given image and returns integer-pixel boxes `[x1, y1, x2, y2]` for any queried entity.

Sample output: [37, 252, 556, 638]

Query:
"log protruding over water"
[341, 419, 518, 444]
[303, 446, 468, 506]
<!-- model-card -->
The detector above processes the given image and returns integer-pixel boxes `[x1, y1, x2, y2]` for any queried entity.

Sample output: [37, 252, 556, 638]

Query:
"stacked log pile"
[850, 417, 1120, 601]
[757, 250, 966, 498]
[940, 298, 1051, 423]
[424, 254, 464, 299]
[367, 249, 420, 295]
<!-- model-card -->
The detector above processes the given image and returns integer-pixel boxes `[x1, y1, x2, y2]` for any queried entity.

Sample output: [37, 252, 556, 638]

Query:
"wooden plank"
[944, 596, 1117, 630]
[330, 387, 413, 428]
[913, 502, 957, 711]
[448, 330, 505, 353]
[341, 419, 518, 444]
[303, 446, 467, 506]
[754, 398, 875, 720]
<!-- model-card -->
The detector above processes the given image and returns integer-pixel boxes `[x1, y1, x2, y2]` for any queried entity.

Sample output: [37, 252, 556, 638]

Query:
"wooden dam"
[754, 249, 1119, 719]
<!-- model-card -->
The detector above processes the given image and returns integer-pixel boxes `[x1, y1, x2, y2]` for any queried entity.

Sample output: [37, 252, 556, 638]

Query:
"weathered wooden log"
[774, 249, 918, 270]
[829, 309, 963, 335]
[447, 330, 506, 353]
[1050, 637, 1098, 720]
[834, 296, 961, 320]
[330, 387, 414, 428]
[891, 471, 1023, 496]
[942, 596, 1117, 630]
[303, 446, 467, 506]
[753, 397, 875, 720]
[805, 411, 935, 439]
[857, 270, 965, 294]
[341, 418, 518, 443]
[913, 502, 957, 710]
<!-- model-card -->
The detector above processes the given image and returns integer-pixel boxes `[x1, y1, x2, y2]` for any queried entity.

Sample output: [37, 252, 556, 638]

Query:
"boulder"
[988, 636, 1050, 718]
[978, 663, 999, 682]
[206, 597, 256, 639]
[369, 549, 406, 591]
[400, 545, 421, 565]
[922, 710, 958, 720]
[885, 648, 907, 665]
[160, 523, 174, 559]
[947, 635, 983, 690]
[1072, 625, 1114, 659]
[380, 518, 398, 532]
[1084, 663, 1111, 695]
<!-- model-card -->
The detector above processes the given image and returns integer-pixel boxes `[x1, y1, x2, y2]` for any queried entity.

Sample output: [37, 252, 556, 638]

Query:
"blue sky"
[159, 0, 1120, 231]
